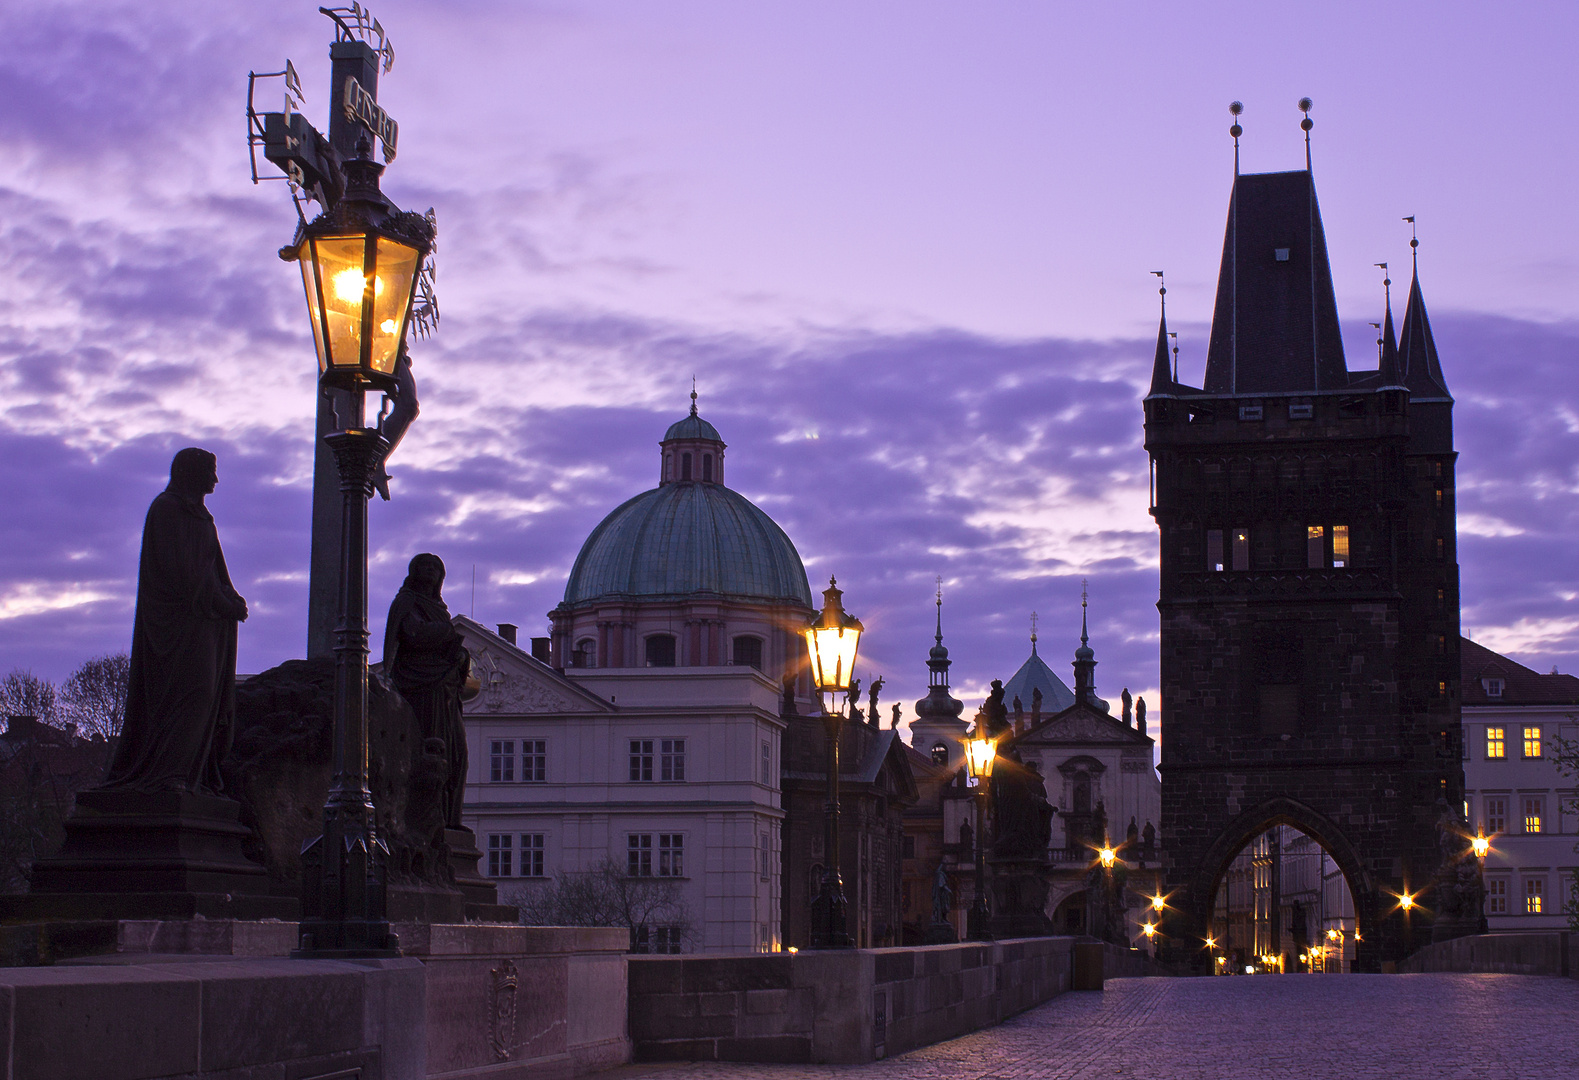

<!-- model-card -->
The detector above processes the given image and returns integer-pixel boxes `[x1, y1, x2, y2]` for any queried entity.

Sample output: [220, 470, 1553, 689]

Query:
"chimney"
[496, 623, 518, 645]
[530, 637, 551, 663]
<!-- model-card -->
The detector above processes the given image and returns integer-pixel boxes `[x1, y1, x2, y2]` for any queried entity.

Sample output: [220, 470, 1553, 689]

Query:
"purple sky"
[3, 2, 1578, 753]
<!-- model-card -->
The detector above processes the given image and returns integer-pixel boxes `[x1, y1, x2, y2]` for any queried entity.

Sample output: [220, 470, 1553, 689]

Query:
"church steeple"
[1072, 579, 1100, 708]
[911, 579, 966, 758]
[1398, 249, 1450, 400]
[1146, 274, 1174, 398]
[1378, 265, 1403, 389]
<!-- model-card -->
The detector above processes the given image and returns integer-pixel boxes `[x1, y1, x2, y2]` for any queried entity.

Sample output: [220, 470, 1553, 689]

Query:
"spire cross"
[934, 576, 944, 645]
[689, 376, 698, 416]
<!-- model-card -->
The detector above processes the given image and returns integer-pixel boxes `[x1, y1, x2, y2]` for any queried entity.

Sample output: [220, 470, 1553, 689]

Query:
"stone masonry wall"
[629, 937, 1072, 1065]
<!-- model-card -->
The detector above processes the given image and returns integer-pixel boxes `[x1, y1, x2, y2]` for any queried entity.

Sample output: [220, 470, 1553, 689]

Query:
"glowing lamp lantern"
[805, 577, 864, 714]
[1151, 894, 1166, 913]
[1098, 846, 1117, 869]
[295, 227, 423, 392]
[964, 732, 998, 783]
[1471, 834, 1490, 858]
[1398, 893, 1415, 911]
[1142, 922, 1156, 938]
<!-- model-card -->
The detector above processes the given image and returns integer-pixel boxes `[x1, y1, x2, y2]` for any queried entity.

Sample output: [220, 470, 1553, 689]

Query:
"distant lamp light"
[786, 946, 798, 954]
[1151, 894, 1166, 913]
[1142, 922, 1156, 938]
[1098, 846, 1117, 869]
[1205, 936, 1216, 949]
[805, 577, 863, 714]
[1471, 834, 1490, 858]
[965, 731, 998, 782]
[1245, 965, 1255, 975]
[1398, 892, 1415, 911]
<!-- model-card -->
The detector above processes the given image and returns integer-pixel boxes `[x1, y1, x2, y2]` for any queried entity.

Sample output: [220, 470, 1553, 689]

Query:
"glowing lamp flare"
[1098, 846, 1116, 869]
[1150, 894, 1166, 912]
[965, 732, 998, 781]
[1142, 922, 1155, 938]
[1471, 834, 1490, 858]
[804, 577, 864, 711]
[1398, 893, 1415, 911]
[1205, 936, 1216, 949]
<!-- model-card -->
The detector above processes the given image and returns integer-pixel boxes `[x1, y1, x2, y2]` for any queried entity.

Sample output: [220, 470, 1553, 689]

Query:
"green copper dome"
[663, 413, 721, 442]
[563, 480, 814, 607]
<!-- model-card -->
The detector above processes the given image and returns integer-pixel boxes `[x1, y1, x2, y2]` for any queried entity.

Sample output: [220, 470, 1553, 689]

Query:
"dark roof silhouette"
[1398, 266, 1451, 400]
[1202, 170, 1348, 395]
[1461, 638, 1579, 707]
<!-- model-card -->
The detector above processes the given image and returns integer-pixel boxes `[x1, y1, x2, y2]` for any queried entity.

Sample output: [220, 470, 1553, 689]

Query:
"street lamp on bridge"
[805, 577, 863, 949]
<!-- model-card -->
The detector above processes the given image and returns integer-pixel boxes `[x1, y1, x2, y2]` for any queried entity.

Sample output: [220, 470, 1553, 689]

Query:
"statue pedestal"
[921, 921, 958, 945]
[444, 827, 518, 922]
[988, 857, 1053, 939]
[0, 789, 297, 921]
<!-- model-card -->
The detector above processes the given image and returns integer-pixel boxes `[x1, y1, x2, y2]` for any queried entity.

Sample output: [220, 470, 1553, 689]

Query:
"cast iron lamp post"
[804, 577, 863, 949]
[286, 144, 434, 957]
[963, 727, 997, 940]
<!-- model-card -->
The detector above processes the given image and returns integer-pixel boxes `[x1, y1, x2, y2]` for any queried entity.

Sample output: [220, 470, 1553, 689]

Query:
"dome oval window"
[645, 634, 677, 667]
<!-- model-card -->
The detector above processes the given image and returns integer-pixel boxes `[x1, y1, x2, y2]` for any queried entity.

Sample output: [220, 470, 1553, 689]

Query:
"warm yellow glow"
[1327, 928, 1340, 941]
[1205, 936, 1216, 949]
[1354, 932, 1362, 942]
[805, 579, 863, 700]
[1398, 893, 1414, 911]
[1098, 846, 1116, 869]
[1142, 922, 1155, 937]
[965, 734, 998, 781]
[331, 267, 368, 303]
[380, 319, 398, 334]
[786, 946, 798, 954]
[1150, 894, 1166, 912]
[1471, 834, 1490, 858]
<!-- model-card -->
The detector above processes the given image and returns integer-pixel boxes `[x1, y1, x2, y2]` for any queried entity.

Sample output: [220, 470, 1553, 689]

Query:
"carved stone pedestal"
[1, 789, 296, 922]
[922, 921, 958, 945]
[444, 827, 519, 922]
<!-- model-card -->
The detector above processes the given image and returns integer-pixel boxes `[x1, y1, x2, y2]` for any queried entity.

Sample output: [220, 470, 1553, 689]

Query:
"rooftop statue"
[101, 448, 248, 795]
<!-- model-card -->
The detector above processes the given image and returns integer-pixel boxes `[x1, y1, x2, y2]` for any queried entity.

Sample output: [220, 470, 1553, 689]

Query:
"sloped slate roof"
[1461, 637, 1579, 707]
[1001, 648, 1076, 715]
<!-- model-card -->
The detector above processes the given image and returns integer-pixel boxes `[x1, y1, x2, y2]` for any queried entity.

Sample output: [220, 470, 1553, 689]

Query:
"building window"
[761, 741, 772, 786]
[733, 635, 764, 670]
[1438, 680, 1448, 699]
[931, 741, 949, 766]
[522, 739, 546, 783]
[1232, 528, 1250, 571]
[490, 740, 516, 783]
[658, 833, 684, 877]
[681, 453, 692, 480]
[702, 454, 713, 482]
[1487, 727, 1505, 759]
[1332, 525, 1349, 568]
[1437, 588, 1446, 612]
[629, 740, 654, 782]
[645, 634, 676, 667]
[573, 638, 596, 668]
[1487, 878, 1507, 914]
[1524, 726, 1543, 759]
[631, 925, 684, 954]
[902, 834, 916, 860]
[1307, 526, 1324, 569]
[1483, 677, 1504, 698]
[1207, 529, 1224, 572]
[1435, 537, 1445, 561]
[1485, 797, 1506, 834]
[1436, 634, 1446, 656]
[487, 834, 513, 878]
[660, 738, 686, 781]
[1435, 487, 1444, 510]
[1525, 878, 1545, 914]
[1524, 798, 1543, 834]
[520, 833, 545, 878]
[627, 834, 652, 876]
[760, 834, 771, 881]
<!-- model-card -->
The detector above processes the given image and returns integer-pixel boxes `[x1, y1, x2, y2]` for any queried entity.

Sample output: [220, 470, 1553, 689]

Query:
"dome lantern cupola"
[660, 387, 725, 486]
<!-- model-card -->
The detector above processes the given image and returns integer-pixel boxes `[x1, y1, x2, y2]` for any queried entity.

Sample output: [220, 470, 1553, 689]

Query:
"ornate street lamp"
[284, 146, 434, 958]
[1471, 833, 1490, 858]
[964, 726, 997, 940]
[804, 577, 863, 949]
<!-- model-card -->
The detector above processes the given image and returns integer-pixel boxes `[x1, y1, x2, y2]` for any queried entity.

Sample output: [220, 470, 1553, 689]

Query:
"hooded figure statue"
[101, 447, 248, 795]
[382, 553, 471, 829]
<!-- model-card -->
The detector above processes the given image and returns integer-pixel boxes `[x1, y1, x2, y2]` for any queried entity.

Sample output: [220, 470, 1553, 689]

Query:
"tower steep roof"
[1398, 266, 1450, 400]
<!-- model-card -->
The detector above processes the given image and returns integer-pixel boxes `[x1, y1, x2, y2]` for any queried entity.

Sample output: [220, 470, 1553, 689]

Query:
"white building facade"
[1461, 637, 1579, 931]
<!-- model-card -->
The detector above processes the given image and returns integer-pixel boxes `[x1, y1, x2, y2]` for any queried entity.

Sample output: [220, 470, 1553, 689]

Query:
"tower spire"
[1398, 225, 1450, 399]
[1147, 271, 1173, 397]
[1030, 610, 1038, 657]
[935, 575, 944, 647]
[690, 376, 698, 416]
[1376, 262, 1402, 387]
[1073, 579, 1098, 707]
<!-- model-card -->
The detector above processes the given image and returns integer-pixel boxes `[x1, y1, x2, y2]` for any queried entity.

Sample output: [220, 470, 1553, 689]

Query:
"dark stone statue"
[976, 679, 1053, 861]
[891, 702, 902, 728]
[101, 448, 248, 795]
[867, 676, 884, 728]
[383, 553, 471, 830]
[931, 862, 953, 924]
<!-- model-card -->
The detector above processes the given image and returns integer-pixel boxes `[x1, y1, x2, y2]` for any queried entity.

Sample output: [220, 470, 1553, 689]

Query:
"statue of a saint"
[867, 676, 884, 727]
[101, 448, 248, 795]
[383, 554, 471, 829]
[931, 862, 953, 925]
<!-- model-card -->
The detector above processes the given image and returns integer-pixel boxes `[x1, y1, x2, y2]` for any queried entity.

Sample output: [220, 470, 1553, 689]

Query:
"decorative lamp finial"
[1229, 101, 1243, 174]
[1299, 97, 1314, 171]
[1168, 331, 1180, 382]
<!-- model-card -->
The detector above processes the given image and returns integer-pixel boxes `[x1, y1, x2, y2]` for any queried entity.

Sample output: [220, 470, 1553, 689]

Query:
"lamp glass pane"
[297, 250, 328, 372]
[370, 236, 420, 375]
[802, 628, 823, 688]
[809, 625, 859, 691]
[312, 235, 370, 371]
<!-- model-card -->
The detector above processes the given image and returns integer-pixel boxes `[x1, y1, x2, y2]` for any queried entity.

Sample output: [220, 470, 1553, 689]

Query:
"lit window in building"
[1525, 878, 1544, 914]
[1523, 798, 1543, 835]
[1524, 726, 1543, 758]
[1307, 526, 1324, 569]
[1207, 529, 1224, 572]
[520, 833, 545, 878]
[657, 833, 684, 877]
[1332, 525, 1349, 567]
[522, 740, 546, 783]
[660, 738, 686, 781]
[1485, 797, 1506, 835]
[1486, 728, 1505, 759]
[487, 834, 513, 878]
[490, 740, 515, 783]
[1487, 878, 1507, 914]
[1232, 528, 1250, 571]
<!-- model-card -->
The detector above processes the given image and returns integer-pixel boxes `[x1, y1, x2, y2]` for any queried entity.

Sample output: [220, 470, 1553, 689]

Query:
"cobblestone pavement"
[605, 973, 1579, 1079]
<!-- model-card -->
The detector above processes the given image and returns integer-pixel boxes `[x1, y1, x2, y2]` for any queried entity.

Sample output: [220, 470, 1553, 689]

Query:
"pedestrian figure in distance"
[101, 448, 248, 795]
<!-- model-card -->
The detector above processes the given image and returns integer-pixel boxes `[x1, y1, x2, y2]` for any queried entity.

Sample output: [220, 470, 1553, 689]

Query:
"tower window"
[645, 634, 676, 667]
[1332, 525, 1349, 567]
[1307, 526, 1324, 569]
[732, 635, 763, 670]
[931, 742, 949, 766]
[1207, 529, 1224, 572]
[1238, 404, 1263, 421]
[1435, 537, 1445, 561]
[1232, 528, 1250, 571]
[703, 454, 713, 482]
[1289, 402, 1313, 420]
[681, 453, 692, 481]
[1274, 247, 1291, 262]
[1437, 588, 1446, 612]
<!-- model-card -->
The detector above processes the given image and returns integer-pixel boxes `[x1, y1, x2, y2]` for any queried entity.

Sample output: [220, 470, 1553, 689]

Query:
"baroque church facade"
[458, 402, 914, 952]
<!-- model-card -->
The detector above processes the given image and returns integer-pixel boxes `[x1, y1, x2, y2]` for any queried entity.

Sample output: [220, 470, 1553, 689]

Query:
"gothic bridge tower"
[1145, 107, 1461, 971]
